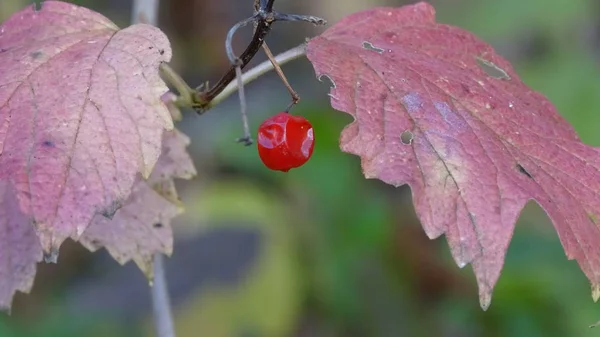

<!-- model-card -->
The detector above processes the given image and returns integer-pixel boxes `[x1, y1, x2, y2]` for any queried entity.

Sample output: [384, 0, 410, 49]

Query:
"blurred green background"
[2, 0, 600, 336]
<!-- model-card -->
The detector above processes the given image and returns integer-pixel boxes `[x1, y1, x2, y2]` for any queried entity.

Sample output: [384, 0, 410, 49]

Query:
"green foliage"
[438, 0, 590, 40]
[169, 181, 303, 337]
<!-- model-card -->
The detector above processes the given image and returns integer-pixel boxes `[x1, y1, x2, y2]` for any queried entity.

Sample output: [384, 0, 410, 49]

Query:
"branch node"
[168, 0, 326, 113]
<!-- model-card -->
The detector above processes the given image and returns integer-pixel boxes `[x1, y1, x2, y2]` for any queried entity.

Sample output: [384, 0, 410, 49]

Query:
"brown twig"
[193, 1, 278, 112]
[194, 20, 274, 112]
[185, 0, 324, 113]
[262, 42, 299, 111]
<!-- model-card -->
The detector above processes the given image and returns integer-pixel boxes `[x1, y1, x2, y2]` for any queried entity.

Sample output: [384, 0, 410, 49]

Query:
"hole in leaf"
[318, 74, 336, 88]
[400, 130, 414, 144]
[362, 41, 384, 53]
[476, 57, 510, 80]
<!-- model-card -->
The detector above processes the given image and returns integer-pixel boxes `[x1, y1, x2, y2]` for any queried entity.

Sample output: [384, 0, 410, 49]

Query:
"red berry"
[257, 112, 315, 172]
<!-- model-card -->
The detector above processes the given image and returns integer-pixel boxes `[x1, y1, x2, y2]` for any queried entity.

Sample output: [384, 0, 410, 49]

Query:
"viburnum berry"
[257, 112, 315, 172]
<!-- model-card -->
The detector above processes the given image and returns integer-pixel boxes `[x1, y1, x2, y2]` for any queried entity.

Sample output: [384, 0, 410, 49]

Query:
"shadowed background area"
[1, 0, 600, 336]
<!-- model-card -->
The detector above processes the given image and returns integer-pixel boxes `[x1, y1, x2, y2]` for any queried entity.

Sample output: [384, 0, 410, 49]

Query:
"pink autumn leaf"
[80, 129, 196, 278]
[306, 2, 600, 309]
[0, 1, 173, 255]
[0, 181, 42, 312]
[161, 91, 183, 122]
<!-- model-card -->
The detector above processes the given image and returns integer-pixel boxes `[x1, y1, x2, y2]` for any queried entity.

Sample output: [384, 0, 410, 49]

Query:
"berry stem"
[157, 1, 324, 113]
[225, 15, 261, 65]
[159, 44, 306, 112]
[262, 42, 300, 110]
[196, 0, 276, 107]
[193, 0, 324, 111]
[234, 64, 253, 146]
[207, 44, 307, 110]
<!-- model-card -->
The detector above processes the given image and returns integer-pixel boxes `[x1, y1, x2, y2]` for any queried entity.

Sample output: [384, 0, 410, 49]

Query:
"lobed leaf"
[306, 2, 600, 309]
[0, 1, 173, 254]
[0, 181, 42, 311]
[80, 129, 196, 279]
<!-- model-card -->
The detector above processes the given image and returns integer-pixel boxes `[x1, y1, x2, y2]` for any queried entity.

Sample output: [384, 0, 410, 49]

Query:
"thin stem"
[261, 42, 299, 107]
[225, 15, 260, 64]
[254, 0, 262, 13]
[234, 65, 253, 145]
[156, 0, 324, 113]
[255, 0, 275, 14]
[151, 254, 175, 337]
[159, 63, 196, 108]
[196, 16, 274, 107]
[131, 1, 176, 336]
[203, 44, 307, 110]
[266, 0, 275, 11]
[195, 0, 325, 110]
[131, 0, 158, 24]
[272, 13, 327, 25]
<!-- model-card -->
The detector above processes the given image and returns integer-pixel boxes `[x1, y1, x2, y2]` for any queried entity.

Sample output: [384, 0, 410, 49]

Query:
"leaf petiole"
[159, 44, 308, 113]
[158, 62, 202, 109]
[207, 43, 308, 110]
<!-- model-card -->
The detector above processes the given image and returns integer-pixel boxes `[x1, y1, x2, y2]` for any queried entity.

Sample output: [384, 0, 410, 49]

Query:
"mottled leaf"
[0, 1, 173, 254]
[306, 2, 600, 309]
[0, 181, 42, 311]
[80, 129, 196, 278]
